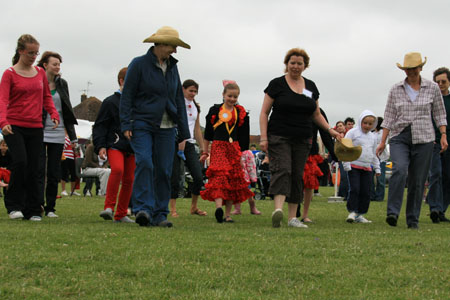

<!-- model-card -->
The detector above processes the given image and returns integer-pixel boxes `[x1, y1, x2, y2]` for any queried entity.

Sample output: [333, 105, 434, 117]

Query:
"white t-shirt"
[185, 98, 198, 144]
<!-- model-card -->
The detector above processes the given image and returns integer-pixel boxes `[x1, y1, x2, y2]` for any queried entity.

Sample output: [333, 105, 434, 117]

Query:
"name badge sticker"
[303, 89, 313, 98]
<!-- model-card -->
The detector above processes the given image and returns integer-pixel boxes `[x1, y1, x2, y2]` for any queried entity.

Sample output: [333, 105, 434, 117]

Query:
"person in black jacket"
[37, 51, 78, 218]
[93, 67, 135, 223]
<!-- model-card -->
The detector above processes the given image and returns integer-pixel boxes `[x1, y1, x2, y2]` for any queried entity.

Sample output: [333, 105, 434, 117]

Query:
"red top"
[0, 66, 59, 129]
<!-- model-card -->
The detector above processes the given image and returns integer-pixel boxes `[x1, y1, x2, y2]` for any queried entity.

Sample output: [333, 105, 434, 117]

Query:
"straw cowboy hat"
[143, 26, 191, 49]
[396, 52, 427, 70]
[334, 138, 362, 162]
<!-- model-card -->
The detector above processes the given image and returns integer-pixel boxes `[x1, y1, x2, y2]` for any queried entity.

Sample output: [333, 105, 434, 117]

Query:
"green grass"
[1, 186, 449, 300]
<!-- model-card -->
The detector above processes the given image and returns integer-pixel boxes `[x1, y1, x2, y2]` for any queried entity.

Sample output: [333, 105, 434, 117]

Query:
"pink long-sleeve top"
[0, 66, 59, 129]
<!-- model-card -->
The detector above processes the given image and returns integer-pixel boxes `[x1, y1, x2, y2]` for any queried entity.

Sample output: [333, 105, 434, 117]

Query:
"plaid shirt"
[381, 77, 447, 144]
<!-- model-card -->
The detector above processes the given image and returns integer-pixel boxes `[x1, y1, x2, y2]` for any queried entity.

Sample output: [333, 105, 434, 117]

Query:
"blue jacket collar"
[147, 46, 178, 69]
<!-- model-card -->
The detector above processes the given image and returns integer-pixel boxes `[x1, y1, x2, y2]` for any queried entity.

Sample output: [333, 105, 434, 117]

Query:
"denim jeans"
[171, 141, 204, 198]
[441, 146, 450, 213]
[387, 126, 433, 226]
[426, 143, 443, 213]
[130, 120, 176, 224]
[347, 168, 371, 214]
[38, 142, 64, 213]
[370, 161, 386, 201]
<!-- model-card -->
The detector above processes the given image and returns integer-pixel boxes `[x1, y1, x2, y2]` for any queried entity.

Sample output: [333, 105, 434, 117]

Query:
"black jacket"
[93, 92, 133, 154]
[42, 76, 78, 141]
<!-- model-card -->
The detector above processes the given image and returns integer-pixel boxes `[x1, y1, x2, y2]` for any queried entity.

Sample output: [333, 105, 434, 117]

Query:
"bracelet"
[441, 132, 447, 135]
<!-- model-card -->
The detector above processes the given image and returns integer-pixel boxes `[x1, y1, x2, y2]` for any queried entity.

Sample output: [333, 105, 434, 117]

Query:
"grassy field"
[1, 186, 449, 300]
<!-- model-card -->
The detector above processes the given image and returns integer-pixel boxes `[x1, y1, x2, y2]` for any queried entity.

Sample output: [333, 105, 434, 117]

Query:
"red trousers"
[104, 149, 135, 220]
[0, 168, 11, 183]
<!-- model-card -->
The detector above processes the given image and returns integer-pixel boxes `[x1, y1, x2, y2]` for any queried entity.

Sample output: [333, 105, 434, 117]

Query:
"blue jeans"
[426, 143, 443, 213]
[370, 161, 386, 201]
[387, 126, 433, 226]
[130, 120, 176, 224]
[441, 146, 450, 213]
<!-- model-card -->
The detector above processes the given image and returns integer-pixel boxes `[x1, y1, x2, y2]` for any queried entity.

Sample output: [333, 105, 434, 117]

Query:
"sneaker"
[408, 223, 419, 229]
[72, 191, 81, 196]
[99, 208, 113, 220]
[355, 215, 372, 223]
[46, 212, 58, 218]
[85, 191, 92, 197]
[114, 216, 135, 223]
[61, 190, 68, 196]
[346, 212, 358, 223]
[271, 209, 283, 228]
[386, 214, 398, 227]
[313, 192, 322, 197]
[29, 216, 42, 221]
[288, 217, 308, 228]
[9, 211, 24, 219]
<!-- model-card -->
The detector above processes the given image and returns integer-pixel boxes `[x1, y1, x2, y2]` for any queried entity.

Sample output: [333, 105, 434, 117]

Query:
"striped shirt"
[63, 136, 74, 160]
[381, 77, 447, 144]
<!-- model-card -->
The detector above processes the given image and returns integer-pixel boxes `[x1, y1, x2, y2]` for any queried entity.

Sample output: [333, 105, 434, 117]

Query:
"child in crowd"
[344, 110, 380, 223]
[231, 149, 261, 215]
[200, 81, 253, 223]
[0, 139, 11, 189]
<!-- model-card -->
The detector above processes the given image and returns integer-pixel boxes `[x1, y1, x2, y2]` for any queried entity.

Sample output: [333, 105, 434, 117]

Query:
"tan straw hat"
[334, 138, 362, 162]
[396, 52, 427, 70]
[143, 26, 191, 49]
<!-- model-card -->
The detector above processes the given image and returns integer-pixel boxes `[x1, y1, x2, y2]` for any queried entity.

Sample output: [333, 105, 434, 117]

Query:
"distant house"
[73, 94, 102, 122]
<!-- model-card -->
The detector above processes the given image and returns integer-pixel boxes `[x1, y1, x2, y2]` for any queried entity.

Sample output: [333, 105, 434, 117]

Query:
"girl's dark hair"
[183, 79, 200, 113]
[376, 116, 383, 131]
[37, 51, 62, 69]
[12, 34, 39, 65]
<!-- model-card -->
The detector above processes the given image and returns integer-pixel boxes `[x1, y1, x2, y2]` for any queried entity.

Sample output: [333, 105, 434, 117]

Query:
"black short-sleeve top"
[264, 75, 319, 139]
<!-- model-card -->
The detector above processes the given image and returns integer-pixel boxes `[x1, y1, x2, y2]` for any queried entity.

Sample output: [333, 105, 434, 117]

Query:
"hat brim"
[334, 141, 362, 162]
[396, 57, 427, 70]
[143, 35, 191, 49]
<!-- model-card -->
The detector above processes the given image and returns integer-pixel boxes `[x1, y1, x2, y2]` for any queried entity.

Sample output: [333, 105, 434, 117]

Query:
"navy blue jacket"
[120, 47, 189, 140]
[93, 91, 133, 154]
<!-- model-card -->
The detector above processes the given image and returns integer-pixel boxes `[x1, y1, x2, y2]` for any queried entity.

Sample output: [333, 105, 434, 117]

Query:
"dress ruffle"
[201, 141, 253, 204]
[303, 154, 324, 190]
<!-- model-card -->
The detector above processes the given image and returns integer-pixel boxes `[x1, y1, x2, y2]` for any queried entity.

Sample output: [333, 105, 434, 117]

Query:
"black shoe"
[215, 207, 224, 223]
[408, 223, 419, 229]
[439, 212, 450, 222]
[430, 211, 440, 224]
[386, 214, 398, 227]
[156, 220, 173, 228]
[135, 211, 150, 227]
[224, 217, 234, 223]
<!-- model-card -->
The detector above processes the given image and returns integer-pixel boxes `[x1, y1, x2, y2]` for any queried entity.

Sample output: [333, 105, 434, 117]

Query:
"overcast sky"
[1, 0, 449, 134]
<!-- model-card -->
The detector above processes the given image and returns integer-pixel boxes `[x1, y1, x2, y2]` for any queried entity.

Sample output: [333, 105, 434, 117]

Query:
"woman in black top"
[259, 48, 340, 228]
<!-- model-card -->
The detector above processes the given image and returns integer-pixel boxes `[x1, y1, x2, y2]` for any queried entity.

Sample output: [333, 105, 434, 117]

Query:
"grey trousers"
[387, 126, 433, 225]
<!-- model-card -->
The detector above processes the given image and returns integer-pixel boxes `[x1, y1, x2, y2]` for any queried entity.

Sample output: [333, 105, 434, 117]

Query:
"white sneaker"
[61, 190, 68, 196]
[99, 208, 113, 220]
[86, 191, 92, 197]
[46, 212, 58, 218]
[288, 218, 308, 228]
[346, 212, 358, 223]
[72, 191, 81, 196]
[314, 192, 322, 197]
[30, 216, 42, 221]
[271, 209, 283, 228]
[114, 216, 135, 223]
[355, 215, 372, 223]
[9, 211, 24, 219]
